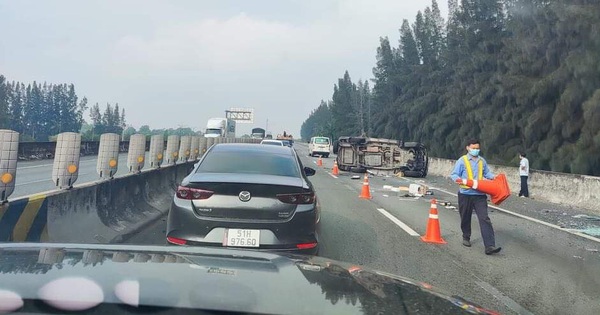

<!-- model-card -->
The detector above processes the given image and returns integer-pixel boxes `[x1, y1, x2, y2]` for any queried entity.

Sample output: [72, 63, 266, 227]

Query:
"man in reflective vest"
[450, 139, 502, 255]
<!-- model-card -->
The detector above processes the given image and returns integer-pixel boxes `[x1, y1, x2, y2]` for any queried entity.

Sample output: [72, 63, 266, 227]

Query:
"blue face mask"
[469, 149, 480, 157]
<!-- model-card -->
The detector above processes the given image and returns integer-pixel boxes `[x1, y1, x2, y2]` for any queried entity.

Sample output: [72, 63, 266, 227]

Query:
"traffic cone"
[421, 199, 447, 244]
[317, 156, 323, 167]
[332, 160, 339, 176]
[455, 173, 510, 205]
[359, 173, 372, 199]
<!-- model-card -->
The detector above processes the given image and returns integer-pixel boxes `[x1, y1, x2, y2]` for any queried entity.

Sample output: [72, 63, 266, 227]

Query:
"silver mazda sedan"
[166, 143, 320, 254]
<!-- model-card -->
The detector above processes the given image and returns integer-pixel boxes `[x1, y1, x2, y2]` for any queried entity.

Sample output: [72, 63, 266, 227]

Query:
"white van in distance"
[308, 137, 331, 158]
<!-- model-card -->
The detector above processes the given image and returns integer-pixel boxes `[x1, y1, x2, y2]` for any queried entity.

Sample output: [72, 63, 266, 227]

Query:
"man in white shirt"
[519, 152, 529, 197]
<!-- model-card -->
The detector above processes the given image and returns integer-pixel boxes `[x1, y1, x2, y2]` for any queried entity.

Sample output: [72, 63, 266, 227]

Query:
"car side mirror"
[304, 167, 316, 176]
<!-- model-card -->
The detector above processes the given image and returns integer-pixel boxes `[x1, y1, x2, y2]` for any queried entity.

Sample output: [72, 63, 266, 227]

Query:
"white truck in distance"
[204, 118, 236, 138]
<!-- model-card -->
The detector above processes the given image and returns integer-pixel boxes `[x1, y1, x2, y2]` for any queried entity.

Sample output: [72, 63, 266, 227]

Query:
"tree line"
[0, 75, 88, 141]
[301, 0, 600, 176]
[85, 102, 127, 140]
[0, 74, 133, 142]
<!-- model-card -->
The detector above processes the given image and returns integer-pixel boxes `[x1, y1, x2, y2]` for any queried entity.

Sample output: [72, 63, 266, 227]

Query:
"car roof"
[261, 140, 283, 143]
[212, 143, 292, 155]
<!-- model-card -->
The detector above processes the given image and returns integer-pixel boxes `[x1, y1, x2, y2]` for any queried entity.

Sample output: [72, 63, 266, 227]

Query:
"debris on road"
[382, 194, 389, 198]
[382, 184, 429, 197]
[351, 175, 361, 180]
[576, 227, 600, 237]
[573, 255, 584, 259]
[585, 248, 599, 252]
[572, 214, 600, 221]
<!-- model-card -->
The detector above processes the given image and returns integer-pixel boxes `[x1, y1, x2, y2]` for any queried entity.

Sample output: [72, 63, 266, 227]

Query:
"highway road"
[11, 153, 153, 198]
[124, 142, 600, 315]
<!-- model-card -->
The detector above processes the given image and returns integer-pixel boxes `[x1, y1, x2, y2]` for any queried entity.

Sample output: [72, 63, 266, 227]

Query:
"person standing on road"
[450, 139, 502, 255]
[518, 152, 529, 198]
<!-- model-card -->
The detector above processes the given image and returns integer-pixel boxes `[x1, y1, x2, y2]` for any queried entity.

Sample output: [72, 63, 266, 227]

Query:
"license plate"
[223, 229, 260, 247]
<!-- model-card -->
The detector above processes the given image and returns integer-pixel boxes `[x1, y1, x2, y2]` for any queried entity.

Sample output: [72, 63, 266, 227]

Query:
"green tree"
[120, 108, 126, 129]
[138, 125, 152, 136]
[400, 20, 420, 66]
[122, 126, 137, 141]
[371, 37, 400, 137]
[0, 76, 8, 129]
[301, 100, 333, 140]
[9, 82, 25, 132]
[330, 71, 360, 138]
[23, 82, 45, 140]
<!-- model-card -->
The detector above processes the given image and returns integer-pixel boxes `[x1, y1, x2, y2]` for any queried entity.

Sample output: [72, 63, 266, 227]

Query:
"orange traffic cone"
[317, 156, 323, 167]
[332, 160, 339, 176]
[421, 199, 447, 244]
[456, 173, 510, 205]
[359, 173, 372, 199]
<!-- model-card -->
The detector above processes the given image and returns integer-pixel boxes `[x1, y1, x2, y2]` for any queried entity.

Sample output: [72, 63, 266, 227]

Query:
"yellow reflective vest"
[460, 155, 483, 189]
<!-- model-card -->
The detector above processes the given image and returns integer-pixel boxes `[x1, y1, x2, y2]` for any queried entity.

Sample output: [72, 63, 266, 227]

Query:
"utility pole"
[266, 118, 269, 133]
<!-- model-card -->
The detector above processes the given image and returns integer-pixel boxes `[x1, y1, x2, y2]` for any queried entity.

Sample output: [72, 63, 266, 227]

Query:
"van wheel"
[324, 154, 329, 158]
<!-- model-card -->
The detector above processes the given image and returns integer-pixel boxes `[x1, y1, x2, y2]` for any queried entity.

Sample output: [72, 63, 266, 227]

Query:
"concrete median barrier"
[0, 162, 195, 244]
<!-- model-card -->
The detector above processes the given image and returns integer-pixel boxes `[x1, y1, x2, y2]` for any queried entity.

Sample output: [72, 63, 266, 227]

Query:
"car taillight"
[167, 236, 187, 245]
[296, 242, 318, 249]
[277, 192, 315, 204]
[176, 186, 214, 200]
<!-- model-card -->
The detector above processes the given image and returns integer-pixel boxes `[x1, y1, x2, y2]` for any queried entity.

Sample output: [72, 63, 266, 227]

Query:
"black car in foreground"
[0, 243, 499, 314]
[166, 144, 320, 255]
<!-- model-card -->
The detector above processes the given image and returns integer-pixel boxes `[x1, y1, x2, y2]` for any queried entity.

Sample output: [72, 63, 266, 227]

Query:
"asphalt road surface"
[124, 143, 600, 314]
[11, 153, 152, 198]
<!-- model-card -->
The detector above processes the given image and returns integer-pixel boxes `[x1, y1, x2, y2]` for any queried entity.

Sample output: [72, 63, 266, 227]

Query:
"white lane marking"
[17, 159, 96, 170]
[16, 156, 113, 170]
[429, 185, 600, 244]
[17, 163, 54, 170]
[476, 281, 534, 315]
[15, 172, 92, 186]
[377, 208, 420, 236]
[344, 184, 355, 192]
[328, 173, 338, 179]
[15, 178, 49, 186]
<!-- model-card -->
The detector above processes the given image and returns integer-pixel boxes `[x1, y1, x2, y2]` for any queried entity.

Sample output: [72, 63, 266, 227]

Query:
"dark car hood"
[0, 243, 497, 314]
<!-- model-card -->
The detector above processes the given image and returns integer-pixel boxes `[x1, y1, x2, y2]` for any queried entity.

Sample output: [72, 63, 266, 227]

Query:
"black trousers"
[458, 193, 496, 247]
[519, 176, 529, 197]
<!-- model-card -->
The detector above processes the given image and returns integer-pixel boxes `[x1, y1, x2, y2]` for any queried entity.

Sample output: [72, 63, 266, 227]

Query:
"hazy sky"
[0, 0, 448, 136]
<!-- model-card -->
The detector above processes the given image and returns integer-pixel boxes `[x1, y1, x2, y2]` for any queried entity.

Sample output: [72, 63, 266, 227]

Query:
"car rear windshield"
[262, 141, 282, 146]
[197, 151, 300, 177]
[314, 138, 329, 144]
